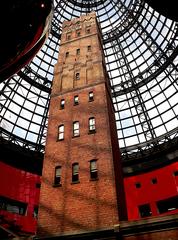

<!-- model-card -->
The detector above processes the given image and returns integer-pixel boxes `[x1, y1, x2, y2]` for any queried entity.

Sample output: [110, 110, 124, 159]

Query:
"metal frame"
[1, 0, 178, 162]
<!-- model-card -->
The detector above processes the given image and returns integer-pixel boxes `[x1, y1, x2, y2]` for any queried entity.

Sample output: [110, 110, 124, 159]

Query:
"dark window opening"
[89, 91, 94, 101]
[66, 52, 69, 58]
[151, 178, 157, 184]
[75, 72, 80, 80]
[135, 182, 141, 188]
[36, 183, 41, 188]
[88, 45, 91, 52]
[157, 196, 178, 214]
[0, 196, 27, 216]
[76, 49, 80, 55]
[174, 170, 178, 176]
[138, 204, 152, 218]
[90, 160, 98, 180]
[67, 34, 71, 40]
[77, 31, 81, 37]
[74, 95, 79, 105]
[60, 99, 65, 109]
[72, 163, 79, 183]
[33, 206, 38, 218]
[54, 166, 62, 186]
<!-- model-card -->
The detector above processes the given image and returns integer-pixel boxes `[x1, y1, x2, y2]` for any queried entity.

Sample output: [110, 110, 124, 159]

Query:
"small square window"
[67, 34, 71, 40]
[151, 178, 157, 184]
[36, 183, 41, 188]
[135, 182, 141, 188]
[174, 171, 178, 176]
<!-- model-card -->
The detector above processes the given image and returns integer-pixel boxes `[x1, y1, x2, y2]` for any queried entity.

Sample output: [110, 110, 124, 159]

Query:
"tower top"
[62, 12, 96, 28]
[61, 12, 98, 42]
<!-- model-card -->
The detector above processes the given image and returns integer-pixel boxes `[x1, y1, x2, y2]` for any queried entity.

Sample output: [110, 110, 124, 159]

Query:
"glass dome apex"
[0, 0, 178, 161]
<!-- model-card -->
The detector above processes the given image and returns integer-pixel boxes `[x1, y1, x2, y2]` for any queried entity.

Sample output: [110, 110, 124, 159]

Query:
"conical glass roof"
[1, 0, 178, 160]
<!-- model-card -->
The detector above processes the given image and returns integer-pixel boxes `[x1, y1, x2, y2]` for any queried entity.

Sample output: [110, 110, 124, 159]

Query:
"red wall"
[0, 161, 41, 234]
[124, 162, 178, 220]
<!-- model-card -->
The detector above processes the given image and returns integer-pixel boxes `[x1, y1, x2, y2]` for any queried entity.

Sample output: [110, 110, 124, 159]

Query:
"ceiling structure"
[1, 0, 178, 162]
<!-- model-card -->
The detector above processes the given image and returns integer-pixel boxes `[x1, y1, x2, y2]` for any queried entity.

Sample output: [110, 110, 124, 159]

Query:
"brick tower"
[37, 12, 127, 238]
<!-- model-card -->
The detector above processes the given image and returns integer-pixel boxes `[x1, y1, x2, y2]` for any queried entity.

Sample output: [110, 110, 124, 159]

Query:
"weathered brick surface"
[37, 12, 125, 237]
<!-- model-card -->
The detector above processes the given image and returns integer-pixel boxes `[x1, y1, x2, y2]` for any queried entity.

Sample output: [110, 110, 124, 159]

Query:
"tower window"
[86, 28, 91, 34]
[66, 52, 69, 58]
[88, 45, 91, 52]
[138, 204, 152, 218]
[72, 163, 79, 183]
[73, 121, 80, 137]
[89, 91, 94, 101]
[74, 95, 79, 105]
[76, 31, 81, 37]
[54, 166, 62, 186]
[76, 49, 80, 55]
[67, 34, 71, 40]
[58, 124, 64, 140]
[89, 117, 96, 133]
[75, 72, 80, 80]
[60, 99, 65, 109]
[90, 160, 98, 180]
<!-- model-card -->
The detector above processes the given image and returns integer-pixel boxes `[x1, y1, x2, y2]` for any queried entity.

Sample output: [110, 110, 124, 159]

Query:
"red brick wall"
[37, 83, 120, 236]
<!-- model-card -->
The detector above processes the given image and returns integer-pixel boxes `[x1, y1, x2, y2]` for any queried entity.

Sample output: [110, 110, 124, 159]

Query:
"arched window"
[75, 72, 80, 80]
[60, 99, 65, 109]
[89, 91, 94, 101]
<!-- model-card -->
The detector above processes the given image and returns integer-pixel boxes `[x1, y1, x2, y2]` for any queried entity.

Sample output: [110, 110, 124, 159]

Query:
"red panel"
[0, 161, 41, 234]
[124, 162, 178, 220]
